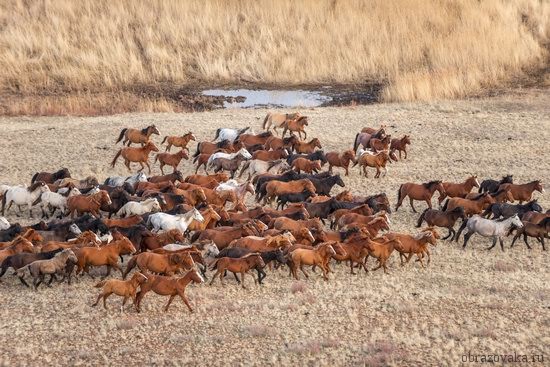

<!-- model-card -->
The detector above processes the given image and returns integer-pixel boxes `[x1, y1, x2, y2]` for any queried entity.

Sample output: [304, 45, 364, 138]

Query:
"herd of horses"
[0, 111, 547, 313]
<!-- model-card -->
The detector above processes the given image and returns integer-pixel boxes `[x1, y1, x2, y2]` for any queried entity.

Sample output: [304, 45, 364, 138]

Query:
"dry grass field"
[0, 90, 548, 366]
[1, 0, 550, 115]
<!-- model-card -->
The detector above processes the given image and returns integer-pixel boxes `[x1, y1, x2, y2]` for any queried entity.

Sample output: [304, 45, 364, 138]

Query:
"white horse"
[238, 159, 290, 180]
[104, 172, 147, 187]
[0, 217, 10, 230]
[461, 214, 523, 251]
[207, 147, 252, 168]
[117, 198, 162, 217]
[215, 180, 255, 201]
[1, 182, 49, 217]
[36, 186, 81, 218]
[213, 127, 251, 143]
[147, 209, 204, 233]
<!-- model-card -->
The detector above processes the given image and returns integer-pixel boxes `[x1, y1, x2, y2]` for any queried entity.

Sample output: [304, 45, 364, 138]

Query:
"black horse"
[287, 150, 328, 166]
[479, 175, 513, 193]
[0, 223, 23, 242]
[0, 248, 63, 280]
[307, 175, 345, 196]
[276, 190, 316, 210]
[483, 200, 543, 219]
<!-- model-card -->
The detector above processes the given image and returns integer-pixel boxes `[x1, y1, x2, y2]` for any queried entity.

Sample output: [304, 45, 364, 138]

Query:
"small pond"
[201, 89, 332, 108]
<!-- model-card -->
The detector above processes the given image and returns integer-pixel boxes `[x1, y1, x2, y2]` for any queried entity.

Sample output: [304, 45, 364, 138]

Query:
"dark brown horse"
[31, 168, 71, 185]
[416, 207, 466, 240]
[390, 135, 411, 160]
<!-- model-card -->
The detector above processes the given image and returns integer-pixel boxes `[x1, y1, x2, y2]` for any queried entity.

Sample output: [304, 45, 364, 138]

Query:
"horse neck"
[463, 179, 475, 190]
[179, 271, 195, 287]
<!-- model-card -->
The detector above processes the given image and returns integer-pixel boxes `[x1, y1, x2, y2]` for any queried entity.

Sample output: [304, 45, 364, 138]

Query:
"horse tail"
[353, 133, 360, 152]
[94, 280, 106, 288]
[1, 192, 7, 216]
[161, 136, 168, 145]
[111, 149, 122, 168]
[416, 209, 428, 228]
[441, 199, 449, 212]
[122, 256, 137, 279]
[190, 231, 201, 243]
[396, 184, 403, 205]
[262, 114, 270, 130]
[154, 154, 159, 164]
[31, 172, 39, 184]
[193, 143, 201, 158]
[192, 154, 200, 164]
[116, 128, 127, 144]
[213, 128, 221, 141]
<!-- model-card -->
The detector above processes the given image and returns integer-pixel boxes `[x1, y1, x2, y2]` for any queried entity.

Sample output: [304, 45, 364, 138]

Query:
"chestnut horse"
[135, 269, 204, 312]
[498, 180, 544, 203]
[294, 138, 322, 154]
[282, 116, 309, 139]
[74, 237, 136, 276]
[210, 253, 265, 288]
[162, 132, 196, 152]
[443, 193, 496, 216]
[438, 176, 480, 205]
[263, 179, 316, 205]
[354, 151, 391, 178]
[289, 242, 336, 281]
[111, 141, 159, 173]
[262, 112, 301, 134]
[116, 125, 160, 146]
[390, 135, 411, 159]
[326, 150, 355, 176]
[154, 149, 189, 174]
[395, 181, 445, 213]
[66, 190, 112, 218]
[291, 158, 321, 174]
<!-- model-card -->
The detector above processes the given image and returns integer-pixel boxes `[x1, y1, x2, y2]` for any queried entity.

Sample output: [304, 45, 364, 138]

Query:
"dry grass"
[1, 0, 550, 115]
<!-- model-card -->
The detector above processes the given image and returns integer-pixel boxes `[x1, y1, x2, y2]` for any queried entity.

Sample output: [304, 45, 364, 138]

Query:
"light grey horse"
[104, 172, 147, 187]
[212, 127, 250, 143]
[461, 214, 523, 251]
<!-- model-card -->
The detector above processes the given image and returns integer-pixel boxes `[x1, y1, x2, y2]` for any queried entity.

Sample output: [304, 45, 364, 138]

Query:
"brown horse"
[386, 231, 438, 267]
[369, 135, 391, 151]
[162, 132, 195, 152]
[31, 168, 71, 185]
[123, 251, 195, 278]
[498, 180, 544, 203]
[210, 253, 265, 288]
[0, 237, 35, 263]
[139, 229, 186, 252]
[443, 193, 496, 216]
[0, 228, 43, 248]
[187, 206, 222, 232]
[228, 234, 294, 252]
[262, 112, 301, 134]
[135, 269, 204, 312]
[39, 231, 101, 252]
[326, 150, 355, 176]
[155, 149, 189, 174]
[291, 158, 321, 174]
[264, 179, 316, 205]
[395, 181, 445, 212]
[465, 188, 514, 203]
[148, 171, 185, 184]
[185, 173, 229, 186]
[438, 176, 480, 205]
[289, 242, 336, 281]
[103, 215, 143, 229]
[237, 132, 274, 148]
[211, 153, 249, 179]
[111, 141, 159, 173]
[390, 135, 411, 159]
[355, 151, 391, 178]
[195, 223, 257, 249]
[75, 237, 136, 276]
[92, 272, 148, 311]
[252, 148, 289, 162]
[294, 138, 322, 154]
[282, 116, 309, 139]
[511, 218, 550, 250]
[116, 125, 160, 146]
[353, 128, 386, 151]
[66, 190, 112, 218]
[416, 207, 466, 240]
[329, 204, 374, 229]
[264, 135, 299, 151]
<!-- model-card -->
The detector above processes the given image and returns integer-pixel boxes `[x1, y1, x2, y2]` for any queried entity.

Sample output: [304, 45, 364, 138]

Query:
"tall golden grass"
[1, 0, 549, 114]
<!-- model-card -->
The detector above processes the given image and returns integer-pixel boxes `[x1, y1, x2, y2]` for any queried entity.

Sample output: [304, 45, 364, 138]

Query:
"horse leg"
[499, 237, 505, 251]
[511, 233, 520, 247]
[442, 228, 453, 240]
[232, 272, 241, 284]
[124, 159, 132, 172]
[178, 291, 194, 312]
[240, 272, 247, 289]
[409, 198, 417, 213]
[487, 237, 497, 251]
[300, 265, 309, 278]
[92, 292, 103, 307]
[47, 274, 57, 286]
[523, 233, 531, 250]
[540, 237, 546, 251]
[160, 164, 165, 175]
[462, 230, 473, 249]
[455, 219, 468, 243]
[137, 162, 145, 172]
[164, 295, 176, 312]
[145, 161, 152, 174]
[103, 293, 112, 309]
[121, 296, 129, 313]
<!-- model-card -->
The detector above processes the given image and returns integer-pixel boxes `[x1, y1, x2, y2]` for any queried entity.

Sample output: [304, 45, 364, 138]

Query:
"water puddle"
[201, 89, 332, 108]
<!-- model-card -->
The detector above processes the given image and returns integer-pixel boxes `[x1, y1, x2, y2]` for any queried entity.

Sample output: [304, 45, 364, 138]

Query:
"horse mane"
[27, 181, 44, 192]
[422, 181, 441, 189]
[141, 126, 150, 135]
[256, 132, 272, 138]
[217, 140, 230, 148]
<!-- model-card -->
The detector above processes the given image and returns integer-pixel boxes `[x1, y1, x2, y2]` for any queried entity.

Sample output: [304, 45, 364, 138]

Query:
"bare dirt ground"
[0, 90, 549, 366]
